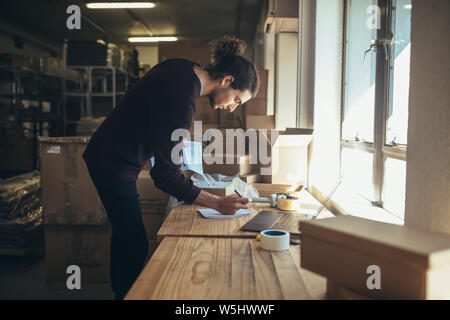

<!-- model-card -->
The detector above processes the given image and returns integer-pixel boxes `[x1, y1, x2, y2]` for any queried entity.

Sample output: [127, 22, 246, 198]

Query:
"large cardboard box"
[299, 216, 450, 299]
[158, 40, 211, 67]
[245, 115, 275, 130]
[45, 225, 111, 283]
[39, 137, 107, 225]
[203, 154, 254, 177]
[136, 171, 170, 215]
[244, 98, 267, 116]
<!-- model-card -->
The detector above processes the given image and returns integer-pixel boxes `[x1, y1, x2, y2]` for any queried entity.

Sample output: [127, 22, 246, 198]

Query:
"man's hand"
[215, 194, 250, 215]
[194, 190, 250, 215]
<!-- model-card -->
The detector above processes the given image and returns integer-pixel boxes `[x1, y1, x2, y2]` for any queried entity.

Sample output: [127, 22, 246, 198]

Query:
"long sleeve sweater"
[83, 59, 202, 204]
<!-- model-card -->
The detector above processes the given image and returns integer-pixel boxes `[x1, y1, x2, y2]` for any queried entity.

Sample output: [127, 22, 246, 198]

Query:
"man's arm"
[193, 190, 250, 215]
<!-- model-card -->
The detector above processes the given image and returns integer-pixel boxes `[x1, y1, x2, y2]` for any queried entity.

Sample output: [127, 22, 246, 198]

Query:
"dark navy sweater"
[83, 59, 202, 204]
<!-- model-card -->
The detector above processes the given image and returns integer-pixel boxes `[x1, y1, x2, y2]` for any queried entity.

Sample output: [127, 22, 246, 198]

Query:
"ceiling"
[0, 0, 263, 48]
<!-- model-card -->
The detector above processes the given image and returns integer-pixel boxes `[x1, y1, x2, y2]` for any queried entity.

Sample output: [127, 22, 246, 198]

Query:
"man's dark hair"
[205, 35, 259, 97]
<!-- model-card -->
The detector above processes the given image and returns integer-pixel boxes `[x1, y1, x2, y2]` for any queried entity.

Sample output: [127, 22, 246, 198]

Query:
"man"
[83, 36, 259, 299]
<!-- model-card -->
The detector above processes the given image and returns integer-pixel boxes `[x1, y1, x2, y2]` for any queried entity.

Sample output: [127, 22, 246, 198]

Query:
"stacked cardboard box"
[244, 70, 275, 130]
[39, 137, 110, 282]
[40, 139, 169, 282]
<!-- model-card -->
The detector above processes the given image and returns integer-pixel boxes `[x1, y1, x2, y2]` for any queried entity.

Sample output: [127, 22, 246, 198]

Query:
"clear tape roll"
[260, 229, 290, 251]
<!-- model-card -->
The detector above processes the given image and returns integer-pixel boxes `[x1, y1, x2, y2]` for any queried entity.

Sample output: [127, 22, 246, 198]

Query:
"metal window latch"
[362, 31, 395, 67]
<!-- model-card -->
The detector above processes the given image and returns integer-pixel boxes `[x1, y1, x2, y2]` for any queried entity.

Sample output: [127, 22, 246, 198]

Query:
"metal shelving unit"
[61, 42, 137, 135]
[0, 63, 64, 171]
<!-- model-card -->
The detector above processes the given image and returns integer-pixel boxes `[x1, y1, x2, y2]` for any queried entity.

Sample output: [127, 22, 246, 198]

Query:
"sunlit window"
[341, 0, 410, 221]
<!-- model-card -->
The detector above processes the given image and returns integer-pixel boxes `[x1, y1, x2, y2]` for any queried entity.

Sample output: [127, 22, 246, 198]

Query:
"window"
[341, 0, 411, 220]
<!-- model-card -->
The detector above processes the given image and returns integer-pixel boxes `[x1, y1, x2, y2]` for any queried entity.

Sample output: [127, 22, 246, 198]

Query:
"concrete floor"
[0, 255, 114, 300]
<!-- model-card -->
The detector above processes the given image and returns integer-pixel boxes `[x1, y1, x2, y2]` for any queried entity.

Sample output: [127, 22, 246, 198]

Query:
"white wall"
[275, 32, 298, 130]
[404, 0, 450, 235]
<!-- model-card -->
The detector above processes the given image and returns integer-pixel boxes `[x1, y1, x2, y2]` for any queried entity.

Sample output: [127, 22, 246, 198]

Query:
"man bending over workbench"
[82, 35, 260, 299]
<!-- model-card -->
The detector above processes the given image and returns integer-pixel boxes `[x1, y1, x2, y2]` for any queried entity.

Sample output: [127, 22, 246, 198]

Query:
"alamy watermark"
[366, 265, 381, 290]
[66, 264, 81, 290]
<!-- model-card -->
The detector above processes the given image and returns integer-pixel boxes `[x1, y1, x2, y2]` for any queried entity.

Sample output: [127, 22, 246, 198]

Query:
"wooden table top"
[125, 236, 327, 300]
[157, 189, 333, 242]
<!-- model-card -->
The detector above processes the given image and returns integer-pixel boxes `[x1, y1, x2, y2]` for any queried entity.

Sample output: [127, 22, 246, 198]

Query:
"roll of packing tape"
[260, 229, 290, 251]
[277, 194, 300, 211]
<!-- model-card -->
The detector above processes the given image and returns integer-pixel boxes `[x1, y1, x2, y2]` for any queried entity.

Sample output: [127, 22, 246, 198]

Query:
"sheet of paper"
[198, 208, 251, 219]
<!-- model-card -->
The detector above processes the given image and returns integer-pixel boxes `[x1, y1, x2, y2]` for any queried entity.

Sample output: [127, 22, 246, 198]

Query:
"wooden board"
[157, 189, 333, 242]
[125, 237, 326, 300]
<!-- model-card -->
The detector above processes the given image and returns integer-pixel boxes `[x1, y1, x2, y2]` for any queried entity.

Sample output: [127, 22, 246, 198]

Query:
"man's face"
[209, 87, 252, 112]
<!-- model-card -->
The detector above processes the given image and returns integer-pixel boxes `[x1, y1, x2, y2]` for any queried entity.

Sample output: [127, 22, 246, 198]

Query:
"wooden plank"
[125, 237, 326, 300]
[157, 189, 332, 242]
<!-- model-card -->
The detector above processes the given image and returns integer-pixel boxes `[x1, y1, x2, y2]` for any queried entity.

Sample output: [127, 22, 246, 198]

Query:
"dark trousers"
[88, 170, 149, 300]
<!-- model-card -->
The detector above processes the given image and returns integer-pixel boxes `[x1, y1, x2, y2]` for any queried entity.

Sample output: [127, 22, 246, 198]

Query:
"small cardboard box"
[244, 98, 267, 115]
[45, 224, 111, 283]
[136, 171, 170, 215]
[39, 137, 107, 225]
[260, 129, 313, 186]
[194, 181, 235, 197]
[251, 183, 303, 197]
[245, 115, 275, 130]
[299, 216, 450, 299]
[203, 154, 254, 177]
[218, 107, 245, 128]
[240, 173, 261, 184]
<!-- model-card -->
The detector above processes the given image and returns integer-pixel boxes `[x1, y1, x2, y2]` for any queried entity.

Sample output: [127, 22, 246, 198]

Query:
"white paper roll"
[260, 229, 290, 251]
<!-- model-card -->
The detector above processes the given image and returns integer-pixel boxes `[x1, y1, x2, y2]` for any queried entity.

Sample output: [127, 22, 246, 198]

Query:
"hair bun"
[213, 35, 246, 61]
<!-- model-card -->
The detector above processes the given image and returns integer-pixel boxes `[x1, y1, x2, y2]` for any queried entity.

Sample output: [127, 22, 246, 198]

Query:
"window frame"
[340, 0, 408, 211]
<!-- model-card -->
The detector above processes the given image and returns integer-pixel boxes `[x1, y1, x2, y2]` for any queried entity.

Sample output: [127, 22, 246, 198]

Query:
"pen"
[234, 189, 242, 197]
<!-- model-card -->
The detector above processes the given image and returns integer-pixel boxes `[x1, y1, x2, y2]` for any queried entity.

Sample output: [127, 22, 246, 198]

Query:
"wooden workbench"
[125, 236, 327, 300]
[157, 189, 333, 242]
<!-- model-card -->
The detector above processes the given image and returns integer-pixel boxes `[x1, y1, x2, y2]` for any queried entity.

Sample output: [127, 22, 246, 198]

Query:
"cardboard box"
[45, 225, 111, 283]
[257, 129, 313, 186]
[202, 128, 250, 156]
[218, 107, 245, 128]
[136, 171, 170, 215]
[194, 181, 235, 197]
[244, 98, 267, 116]
[299, 216, 450, 299]
[39, 137, 107, 225]
[196, 97, 218, 124]
[245, 115, 275, 130]
[240, 173, 261, 184]
[158, 40, 211, 67]
[203, 154, 254, 177]
[251, 183, 303, 197]
[256, 69, 268, 99]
